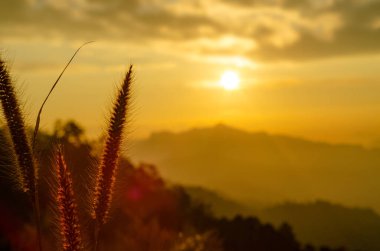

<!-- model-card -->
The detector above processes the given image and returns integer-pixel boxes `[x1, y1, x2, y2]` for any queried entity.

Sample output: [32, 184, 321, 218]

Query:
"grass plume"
[92, 65, 133, 226]
[55, 147, 83, 251]
[1, 51, 134, 251]
[0, 57, 42, 250]
[0, 58, 37, 196]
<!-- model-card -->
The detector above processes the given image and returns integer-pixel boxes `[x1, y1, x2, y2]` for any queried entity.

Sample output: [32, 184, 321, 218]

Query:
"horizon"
[4, 55, 380, 148]
[130, 123, 379, 149]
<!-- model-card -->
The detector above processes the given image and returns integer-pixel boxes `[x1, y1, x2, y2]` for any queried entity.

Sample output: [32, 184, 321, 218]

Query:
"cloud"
[1, 0, 380, 62]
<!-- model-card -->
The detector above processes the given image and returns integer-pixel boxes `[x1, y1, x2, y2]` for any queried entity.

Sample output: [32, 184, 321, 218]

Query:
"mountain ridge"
[130, 124, 380, 212]
[143, 123, 374, 150]
[186, 185, 380, 251]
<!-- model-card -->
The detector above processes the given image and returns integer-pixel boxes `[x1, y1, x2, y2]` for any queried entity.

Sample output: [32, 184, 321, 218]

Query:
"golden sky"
[1, 0, 380, 146]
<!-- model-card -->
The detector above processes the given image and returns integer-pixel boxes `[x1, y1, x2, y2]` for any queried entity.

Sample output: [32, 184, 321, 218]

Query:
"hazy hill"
[260, 200, 380, 251]
[185, 186, 380, 251]
[130, 124, 380, 211]
[185, 186, 255, 217]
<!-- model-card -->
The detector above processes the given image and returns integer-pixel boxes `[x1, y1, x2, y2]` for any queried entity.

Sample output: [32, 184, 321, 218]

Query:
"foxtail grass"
[0, 59, 37, 197]
[55, 147, 83, 251]
[92, 65, 133, 249]
[0, 58, 42, 251]
[1, 49, 133, 251]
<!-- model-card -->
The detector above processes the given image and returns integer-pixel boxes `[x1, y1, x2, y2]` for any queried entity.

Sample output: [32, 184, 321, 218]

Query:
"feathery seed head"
[0, 58, 37, 196]
[56, 147, 83, 251]
[92, 65, 133, 225]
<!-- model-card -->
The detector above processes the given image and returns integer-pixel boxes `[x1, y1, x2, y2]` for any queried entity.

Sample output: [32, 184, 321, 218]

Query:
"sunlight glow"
[220, 70, 240, 90]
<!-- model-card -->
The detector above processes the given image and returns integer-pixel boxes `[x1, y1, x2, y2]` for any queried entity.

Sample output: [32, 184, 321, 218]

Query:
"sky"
[1, 0, 380, 146]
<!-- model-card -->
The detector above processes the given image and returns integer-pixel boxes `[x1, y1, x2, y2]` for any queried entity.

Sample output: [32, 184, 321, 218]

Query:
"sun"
[219, 70, 240, 91]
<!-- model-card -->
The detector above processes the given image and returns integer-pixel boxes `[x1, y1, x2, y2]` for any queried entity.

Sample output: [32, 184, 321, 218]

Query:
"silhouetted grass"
[0, 53, 133, 251]
[91, 66, 133, 250]
[0, 57, 42, 251]
[0, 59, 37, 199]
[55, 147, 83, 251]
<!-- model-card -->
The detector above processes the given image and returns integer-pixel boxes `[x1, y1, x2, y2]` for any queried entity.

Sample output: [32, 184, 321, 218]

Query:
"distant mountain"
[260, 200, 380, 251]
[185, 186, 255, 217]
[130, 124, 380, 211]
[185, 186, 380, 251]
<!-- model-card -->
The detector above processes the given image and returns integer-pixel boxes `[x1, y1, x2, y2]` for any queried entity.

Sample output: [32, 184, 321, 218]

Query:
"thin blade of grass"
[32, 41, 94, 149]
